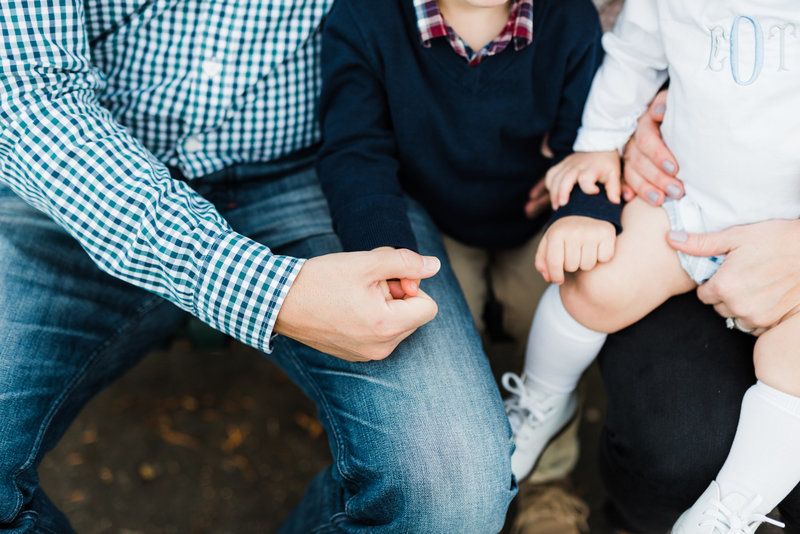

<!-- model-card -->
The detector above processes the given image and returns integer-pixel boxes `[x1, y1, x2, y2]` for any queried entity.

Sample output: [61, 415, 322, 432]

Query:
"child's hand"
[535, 216, 616, 284]
[544, 151, 622, 209]
[371, 247, 421, 299]
[386, 278, 421, 299]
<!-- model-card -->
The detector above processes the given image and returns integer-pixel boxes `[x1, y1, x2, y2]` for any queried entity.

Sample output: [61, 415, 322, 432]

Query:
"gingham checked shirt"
[414, 0, 534, 66]
[0, 1, 334, 353]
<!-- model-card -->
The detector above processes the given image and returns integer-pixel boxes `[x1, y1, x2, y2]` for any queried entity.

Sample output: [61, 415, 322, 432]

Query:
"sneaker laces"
[698, 494, 784, 534]
[502, 372, 554, 433]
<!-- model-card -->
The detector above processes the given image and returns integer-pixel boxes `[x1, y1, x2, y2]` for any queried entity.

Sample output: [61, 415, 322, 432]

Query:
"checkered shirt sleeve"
[0, 0, 323, 353]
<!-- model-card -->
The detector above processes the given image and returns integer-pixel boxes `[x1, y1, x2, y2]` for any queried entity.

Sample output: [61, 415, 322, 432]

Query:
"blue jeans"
[0, 160, 515, 533]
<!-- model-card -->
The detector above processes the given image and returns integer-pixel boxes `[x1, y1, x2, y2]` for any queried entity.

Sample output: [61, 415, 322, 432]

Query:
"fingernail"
[662, 161, 676, 175]
[669, 230, 688, 243]
[423, 256, 440, 272]
[666, 184, 682, 199]
[623, 189, 634, 202]
[654, 104, 666, 114]
[646, 190, 660, 204]
[408, 282, 417, 293]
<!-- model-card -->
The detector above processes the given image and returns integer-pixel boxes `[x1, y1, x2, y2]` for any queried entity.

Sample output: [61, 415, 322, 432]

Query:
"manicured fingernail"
[408, 282, 417, 293]
[646, 191, 660, 204]
[669, 230, 688, 243]
[662, 161, 676, 174]
[423, 257, 440, 272]
[666, 184, 682, 199]
[654, 104, 666, 114]
[623, 190, 634, 201]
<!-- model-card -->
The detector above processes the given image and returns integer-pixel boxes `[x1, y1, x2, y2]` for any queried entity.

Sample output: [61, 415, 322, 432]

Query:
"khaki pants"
[441, 232, 548, 355]
[442, 231, 579, 482]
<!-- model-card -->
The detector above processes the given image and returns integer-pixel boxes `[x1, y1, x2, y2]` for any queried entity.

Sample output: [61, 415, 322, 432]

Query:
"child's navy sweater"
[318, 0, 621, 252]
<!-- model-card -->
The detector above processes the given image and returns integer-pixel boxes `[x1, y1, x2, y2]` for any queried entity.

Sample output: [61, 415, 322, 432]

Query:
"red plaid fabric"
[414, 0, 534, 66]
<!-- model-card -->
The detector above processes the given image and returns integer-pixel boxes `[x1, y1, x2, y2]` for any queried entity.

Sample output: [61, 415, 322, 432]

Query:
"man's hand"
[622, 89, 683, 205]
[668, 219, 800, 334]
[535, 216, 616, 284]
[544, 151, 622, 210]
[274, 248, 441, 362]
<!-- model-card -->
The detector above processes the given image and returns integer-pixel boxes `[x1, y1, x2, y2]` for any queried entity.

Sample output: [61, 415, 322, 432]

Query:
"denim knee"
[368, 421, 515, 533]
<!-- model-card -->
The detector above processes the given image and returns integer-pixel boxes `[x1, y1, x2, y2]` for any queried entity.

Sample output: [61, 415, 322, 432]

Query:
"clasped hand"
[274, 248, 441, 362]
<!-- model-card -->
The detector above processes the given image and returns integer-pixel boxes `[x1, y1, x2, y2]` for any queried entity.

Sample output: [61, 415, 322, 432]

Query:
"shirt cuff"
[573, 125, 636, 155]
[194, 231, 305, 353]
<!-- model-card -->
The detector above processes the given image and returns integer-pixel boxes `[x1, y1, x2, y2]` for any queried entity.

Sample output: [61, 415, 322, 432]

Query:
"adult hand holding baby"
[627, 90, 800, 335]
[668, 219, 800, 335]
[622, 89, 683, 205]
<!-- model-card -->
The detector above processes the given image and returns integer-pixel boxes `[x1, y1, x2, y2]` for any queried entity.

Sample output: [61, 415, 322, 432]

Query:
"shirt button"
[184, 135, 203, 153]
[201, 58, 223, 79]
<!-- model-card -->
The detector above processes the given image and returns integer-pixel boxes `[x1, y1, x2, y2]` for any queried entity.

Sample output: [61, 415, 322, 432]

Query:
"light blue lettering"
[730, 16, 764, 85]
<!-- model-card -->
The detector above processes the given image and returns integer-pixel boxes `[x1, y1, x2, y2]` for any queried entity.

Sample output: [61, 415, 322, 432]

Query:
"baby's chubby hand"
[535, 216, 616, 284]
[545, 151, 622, 209]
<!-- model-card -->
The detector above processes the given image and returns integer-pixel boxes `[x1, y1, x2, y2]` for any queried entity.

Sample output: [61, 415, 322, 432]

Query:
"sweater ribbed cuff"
[334, 196, 418, 252]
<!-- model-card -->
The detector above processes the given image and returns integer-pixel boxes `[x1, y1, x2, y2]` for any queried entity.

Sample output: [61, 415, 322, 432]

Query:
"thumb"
[386, 289, 439, 330]
[368, 248, 441, 281]
[667, 229, 733, 257]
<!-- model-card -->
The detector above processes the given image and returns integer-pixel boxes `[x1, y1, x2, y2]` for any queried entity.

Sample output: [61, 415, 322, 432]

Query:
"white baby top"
[574, 0, 800, 233]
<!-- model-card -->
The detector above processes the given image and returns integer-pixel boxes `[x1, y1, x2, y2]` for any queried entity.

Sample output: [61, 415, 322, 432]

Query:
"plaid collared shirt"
[414, 0, 534, 66]
[0, 1, 335, 353]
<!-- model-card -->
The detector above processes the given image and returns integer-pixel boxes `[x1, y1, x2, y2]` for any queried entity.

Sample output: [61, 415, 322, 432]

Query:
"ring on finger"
[725, 316, 755, 334]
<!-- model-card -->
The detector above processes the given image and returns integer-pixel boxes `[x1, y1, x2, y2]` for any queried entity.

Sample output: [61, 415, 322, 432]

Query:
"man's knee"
[335, 393, 515, 532]
[376, 425, 515, 533]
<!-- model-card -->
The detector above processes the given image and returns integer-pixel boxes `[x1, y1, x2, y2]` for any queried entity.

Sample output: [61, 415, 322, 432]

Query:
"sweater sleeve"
[317, 1, 417, 253]
[547, 6, 604, 164]
[573, 0, 668, 153]
[550, 186, 623, 234]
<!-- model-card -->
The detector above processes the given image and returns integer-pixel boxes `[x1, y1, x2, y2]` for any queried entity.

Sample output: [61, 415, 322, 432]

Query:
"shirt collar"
[413, 0, 534, 50]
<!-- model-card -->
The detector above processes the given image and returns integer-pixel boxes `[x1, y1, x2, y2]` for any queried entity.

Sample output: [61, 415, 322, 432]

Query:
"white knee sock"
[716, 381, 800, 513]
[523, 284, 607, 394]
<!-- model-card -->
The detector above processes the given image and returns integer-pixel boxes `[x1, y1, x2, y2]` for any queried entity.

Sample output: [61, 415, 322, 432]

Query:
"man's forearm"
[0, 0, 303, 352]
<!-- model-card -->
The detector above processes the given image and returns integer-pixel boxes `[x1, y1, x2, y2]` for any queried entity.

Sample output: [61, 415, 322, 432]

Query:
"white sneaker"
[501, 372, 578, 482]
[671, 481, 785, 534]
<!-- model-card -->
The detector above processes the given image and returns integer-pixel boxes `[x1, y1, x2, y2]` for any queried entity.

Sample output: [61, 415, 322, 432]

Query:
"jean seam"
[10, 509, 62, 534]
[5, 295, 168, 524]
[282, 347, 358, 532]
